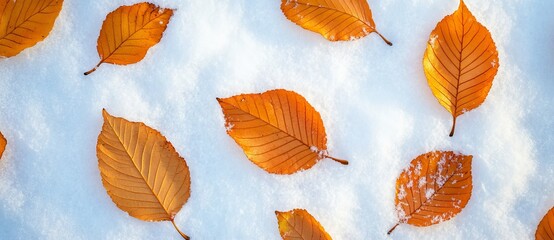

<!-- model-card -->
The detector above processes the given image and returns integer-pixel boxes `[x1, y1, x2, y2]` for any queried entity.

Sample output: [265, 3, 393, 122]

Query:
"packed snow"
[1, 0, 553, 239]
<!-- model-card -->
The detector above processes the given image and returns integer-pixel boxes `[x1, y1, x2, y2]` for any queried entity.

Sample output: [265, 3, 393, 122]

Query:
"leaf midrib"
[453, 5, 466, 118]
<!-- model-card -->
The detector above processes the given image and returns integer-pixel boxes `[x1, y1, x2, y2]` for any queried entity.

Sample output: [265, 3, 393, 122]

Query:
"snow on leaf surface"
[389, 151, 473, 234]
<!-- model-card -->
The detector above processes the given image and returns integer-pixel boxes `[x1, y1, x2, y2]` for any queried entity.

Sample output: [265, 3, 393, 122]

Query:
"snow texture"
[0, 0, 553, 239]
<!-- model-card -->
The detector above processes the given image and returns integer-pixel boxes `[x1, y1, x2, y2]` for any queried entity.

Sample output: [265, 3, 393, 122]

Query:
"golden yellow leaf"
[0, 132, 6, 159]
[388, 151, 472, 235]
[280, 0, 391, 45]
[84, 2, 173, 75]
[276, 209, 332, 240]
[0, 0, 63, 57]
[97, 109, 191, 239]
[536, 207, 554, 240]
[217, 89, 348, 175]
[423, 0, 499, 136]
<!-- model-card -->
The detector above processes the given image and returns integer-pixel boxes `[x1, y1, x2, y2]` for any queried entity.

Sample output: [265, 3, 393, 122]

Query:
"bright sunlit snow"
[1, 0, 553, 239]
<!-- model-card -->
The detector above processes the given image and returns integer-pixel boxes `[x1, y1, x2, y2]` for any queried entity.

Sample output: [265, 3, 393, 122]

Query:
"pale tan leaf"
[96, 109, 190, 239]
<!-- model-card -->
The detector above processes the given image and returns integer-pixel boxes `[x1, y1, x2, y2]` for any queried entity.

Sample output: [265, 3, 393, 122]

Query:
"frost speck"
[398, 186, 407, 200]
[429, 34, 439, 46]
[310, 146, 328, 158]
[225, 122, 234, 132]
[395, 204, 408, 222]
[431, 215, 444, 224]
[414, 162, 422, 175]
[425, 189, 435, 199]
[406, 180, 413, 188]
[418, 177, 426, 188]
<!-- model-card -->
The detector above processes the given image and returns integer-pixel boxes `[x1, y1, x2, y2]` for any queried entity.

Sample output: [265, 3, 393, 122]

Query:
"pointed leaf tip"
[459, 0, 466, 9]
[101, 109, 110, 119]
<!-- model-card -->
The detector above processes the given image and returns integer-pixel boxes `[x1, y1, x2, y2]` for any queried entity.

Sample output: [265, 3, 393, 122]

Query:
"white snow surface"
[0, 0, 553, 239]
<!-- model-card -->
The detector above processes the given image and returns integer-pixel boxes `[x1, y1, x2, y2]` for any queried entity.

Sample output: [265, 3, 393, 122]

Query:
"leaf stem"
[387, 222, 400, 235]
[325, 155, 349, 165]
[449, 116, 457, 137]
[84, 61, 103, 76]
[375, 31, 393, 46]
[171, 219, 190, 240]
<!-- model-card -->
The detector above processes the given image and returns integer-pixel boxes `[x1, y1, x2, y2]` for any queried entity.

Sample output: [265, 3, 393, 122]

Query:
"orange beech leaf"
[536, 207, 554, 240]
[280, 0, 391, 45]
[84, 2, 173, 75]
[276, 209, 332, 240]
[0, 0, 63, 57]
[97, 109, 191, 239]
[0, 132, 6, 159]
[388, 151, 472, 235]
[217, 89, 348, 175]
[423, 0, 499, 136]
